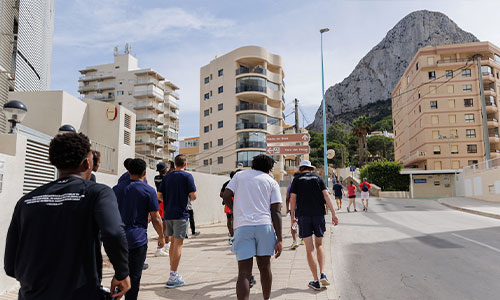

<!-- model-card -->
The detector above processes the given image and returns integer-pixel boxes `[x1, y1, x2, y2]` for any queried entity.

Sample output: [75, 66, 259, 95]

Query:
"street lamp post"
[320, 27, 329, 187]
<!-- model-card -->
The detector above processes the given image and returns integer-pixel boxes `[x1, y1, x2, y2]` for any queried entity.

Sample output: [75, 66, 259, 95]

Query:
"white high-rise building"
[0, 0, 55, 133]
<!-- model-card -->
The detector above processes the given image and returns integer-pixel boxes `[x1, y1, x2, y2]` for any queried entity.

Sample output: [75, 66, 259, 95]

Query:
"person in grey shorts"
[223, 154, 282, 300]
[158, 154, 197, 288]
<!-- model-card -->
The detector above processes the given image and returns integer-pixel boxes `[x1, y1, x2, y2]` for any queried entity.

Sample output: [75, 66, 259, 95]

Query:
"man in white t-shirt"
[223, 154, 282, 300]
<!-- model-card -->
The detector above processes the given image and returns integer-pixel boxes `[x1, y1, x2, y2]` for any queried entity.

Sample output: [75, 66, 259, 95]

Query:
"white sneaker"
[155, 249, 168, 257]
[164, 243, 170, 251]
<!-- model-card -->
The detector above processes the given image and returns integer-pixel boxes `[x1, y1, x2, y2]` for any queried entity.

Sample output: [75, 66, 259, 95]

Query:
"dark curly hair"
[128, 158, 146, 176]
[49, 132, 91, 170]
[251, 154, 275, 173]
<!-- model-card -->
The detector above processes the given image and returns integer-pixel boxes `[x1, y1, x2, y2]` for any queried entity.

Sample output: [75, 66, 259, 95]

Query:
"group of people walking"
[332, 177, 372, 212]
[4, 131, 372, 300]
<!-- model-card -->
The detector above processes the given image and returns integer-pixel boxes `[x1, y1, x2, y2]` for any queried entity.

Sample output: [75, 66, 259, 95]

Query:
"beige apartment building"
[179, 136, 200, 168]
[78, 46, 180, 163]
[393, 41, 500, 171]
[199, 46, 285, 178]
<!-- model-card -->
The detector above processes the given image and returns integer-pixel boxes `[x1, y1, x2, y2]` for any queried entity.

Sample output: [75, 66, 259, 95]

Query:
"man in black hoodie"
[5, 132, 130, 300]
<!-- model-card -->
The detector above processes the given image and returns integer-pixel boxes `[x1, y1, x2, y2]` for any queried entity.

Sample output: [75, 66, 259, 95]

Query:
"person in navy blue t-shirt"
[113, 158, 165, 300]
[158, 154, 197, 288]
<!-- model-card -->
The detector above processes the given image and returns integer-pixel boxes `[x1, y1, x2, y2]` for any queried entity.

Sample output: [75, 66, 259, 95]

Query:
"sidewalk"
[438, 197, 500, 219]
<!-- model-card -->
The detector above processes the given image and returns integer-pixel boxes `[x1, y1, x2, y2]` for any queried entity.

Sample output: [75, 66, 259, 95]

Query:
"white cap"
[299, 160, 316, 169]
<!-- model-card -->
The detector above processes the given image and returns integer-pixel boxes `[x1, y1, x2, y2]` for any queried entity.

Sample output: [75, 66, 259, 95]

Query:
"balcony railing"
[136, 125, 164, 135]
[87, 94, 115, 101]
[78, 83, 115, 92]
[404, 150, 426, 165]
[236, 66, 266, 76]
[79, 74, 116, 81]
[488, 118, 499, 122]
[135, 138, 164, 147]
[166, 110, 179, 119]
[482, 72, 494, 77]
[236, 85, 266, 94]
[134, 89, 164, 99]
[437, 58, 469, 64]
[490, 133, 500, 138]
[237, 141, 266, 149]
[236, 103, 267, 112]
[134, 101, 164, 111]
[236, 122, 267, 130]
[165, 131, 179, 140]
[136, 113, 163, 123]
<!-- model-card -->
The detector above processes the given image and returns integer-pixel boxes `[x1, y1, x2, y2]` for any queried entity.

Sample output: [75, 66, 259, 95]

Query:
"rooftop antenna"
[124, 43, 131, 54]
[113, 46, 119, 56]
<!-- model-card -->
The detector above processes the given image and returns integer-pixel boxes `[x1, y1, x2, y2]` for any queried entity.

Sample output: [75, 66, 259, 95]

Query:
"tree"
[359, 160, 409, 191]
[367, 135, 394, 161]
[371, 116, 393, 132]
[352, 116, 372, 166]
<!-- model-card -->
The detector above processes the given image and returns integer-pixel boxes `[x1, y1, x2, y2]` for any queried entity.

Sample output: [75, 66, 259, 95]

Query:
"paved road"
[331, 197, 500, 300]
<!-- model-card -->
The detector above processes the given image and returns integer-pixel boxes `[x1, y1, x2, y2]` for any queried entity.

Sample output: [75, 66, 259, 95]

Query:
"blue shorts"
[299, 215, 326, 238]
[232, 225, 277, 261]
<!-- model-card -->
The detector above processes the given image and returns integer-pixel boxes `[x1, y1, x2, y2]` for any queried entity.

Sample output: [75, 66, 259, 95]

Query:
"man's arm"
[223, 189, 234, 211]
[290, 193, 297, 221]
[323, 189, 339, 226]
[4, 203, 20, 277]
[270, 202, 282, 258]
[189, 191, 197, 201]
[149, 211, 165, 248]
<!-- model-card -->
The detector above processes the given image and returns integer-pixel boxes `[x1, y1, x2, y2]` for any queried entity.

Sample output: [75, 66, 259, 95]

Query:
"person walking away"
[287, 172, 301, 250]
[290, 160, 339, 291]
[187, 199, 200, 237]
[154, 162, 170, 256]
[113, 159, 165, 300]
[220, 170, 240, 245]
[347, 181, 357, 212]
[223, 154, 282, 300]
[359, 178, 372, 212]
[158, 154, 197, 288]
[333, 181, 345, 210]
[5, 132, 130, 300]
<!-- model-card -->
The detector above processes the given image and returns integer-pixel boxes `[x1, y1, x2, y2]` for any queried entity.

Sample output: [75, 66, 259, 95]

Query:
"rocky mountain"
[308, 10, 479, 131]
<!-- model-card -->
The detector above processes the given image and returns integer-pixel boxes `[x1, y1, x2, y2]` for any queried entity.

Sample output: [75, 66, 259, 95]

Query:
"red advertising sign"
[266, 133, 310, 143]
[266, 146, 310, 155]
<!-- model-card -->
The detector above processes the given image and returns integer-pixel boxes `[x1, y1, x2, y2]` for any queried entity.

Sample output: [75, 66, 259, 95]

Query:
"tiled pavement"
[2, 221, 339, 299]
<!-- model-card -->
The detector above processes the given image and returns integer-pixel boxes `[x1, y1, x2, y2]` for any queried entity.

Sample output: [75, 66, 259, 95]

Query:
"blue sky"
[51, 0, 500, 139]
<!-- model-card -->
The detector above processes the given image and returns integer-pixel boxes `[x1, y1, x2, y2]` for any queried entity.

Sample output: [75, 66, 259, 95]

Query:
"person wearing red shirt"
[346, 181, 357, 212]
[359, 178, 372, 212]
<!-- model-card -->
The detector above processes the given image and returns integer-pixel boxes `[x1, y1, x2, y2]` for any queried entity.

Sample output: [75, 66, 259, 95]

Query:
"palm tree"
[352, 116, 372, 166]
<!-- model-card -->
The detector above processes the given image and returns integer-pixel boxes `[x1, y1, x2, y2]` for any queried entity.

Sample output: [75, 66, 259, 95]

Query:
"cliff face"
[308, 10, 479, 130]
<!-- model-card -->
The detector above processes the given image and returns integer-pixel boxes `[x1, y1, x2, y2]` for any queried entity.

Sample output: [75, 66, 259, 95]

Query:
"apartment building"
[78, 46, 180, 162]
[179, 136, 200, 168]
[392, 42, 500, 170]
[0, 0, 55, 133]
[199, 46, 286, 178]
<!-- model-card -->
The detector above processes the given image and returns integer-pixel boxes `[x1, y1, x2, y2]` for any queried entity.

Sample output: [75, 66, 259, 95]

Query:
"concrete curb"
[438, 199, 500, 220]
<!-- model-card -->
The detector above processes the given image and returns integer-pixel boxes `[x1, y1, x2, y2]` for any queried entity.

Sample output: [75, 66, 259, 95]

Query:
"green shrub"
[359, 160, 409, 191]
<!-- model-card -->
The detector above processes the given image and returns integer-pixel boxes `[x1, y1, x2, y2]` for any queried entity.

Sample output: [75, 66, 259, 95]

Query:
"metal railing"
[87, 94, 115, 101]
[463, 157, 500, 176]
[135, 101, 164, 111]
[236, 85, 266, 94]
[237, 141, 266, 149]
[79, 74, 115, 81]
[236, 66, 266, 76]
[236, 103, 267, 112]
[236, 122, 267, 130]
[437, 58, 469, 64]
[91, 140, 116, 173]
[136, 125, 164, 135]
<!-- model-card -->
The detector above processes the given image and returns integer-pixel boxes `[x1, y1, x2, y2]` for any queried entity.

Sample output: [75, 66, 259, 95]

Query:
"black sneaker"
[192, 231, 200, 237]
[142, 263, 149, 270]
[308, 280, 321, 291]
[249, 275, 256, 288]
[320, 273, 330, 286]
[354, 209, 357, 212]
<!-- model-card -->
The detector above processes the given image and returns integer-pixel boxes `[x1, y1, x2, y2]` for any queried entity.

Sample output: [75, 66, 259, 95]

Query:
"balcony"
[136, 125, 164, 135]
[236, 85, 267, 94]
[491, 151, 500, 158]
[166, 110, 179, 119]
[87, 94, 115, 101]
[236, 103, 267, 112]
[135, 138, 164, 147]
[134, 101, 164, 112]
[236, 66, 266, 76]
[437, 58, 469, 64]
[489, 133, 500, 144]
[237, 141, 266, 149]
[165, 90, 180, 100]
[165, 131, 179, 141]
[78, 83, 115, 92]
[79, 74, 115, 81]
[135, 78, 160, 86]
[236, 122, 267, 130]
[134, 88, 164, 99]
[136, 113, 164, 123]
[488, 118, 499, 128]
[164, 143, 178, 152]
[165, 121, 179, 130]
[403, 150, 427, 166]
[136, 149, 164, 158]
[166, 99, 179, 109]
[486, 102, 498, 113]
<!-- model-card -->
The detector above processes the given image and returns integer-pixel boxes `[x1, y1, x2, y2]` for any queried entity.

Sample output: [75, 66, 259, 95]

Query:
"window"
[434, 161, 442, 170]
[433, 146, 441, 155]
[267, 81, 279, 91]
[467, 144, 478, 153]
[418, 90, 421, 98]
[218, 86, 223, 93]
[446, 70, 453, 78]
[432, 130, 440, 139]
[209, 158, 212, 165]
[431, 115, 439, 125]
[447, 85, 454, 93]
[204, 93, 209, 100]
[218, 103, 223, 111]
[218, 138, 223, 146]
[451, 145, 458, 154]
[210, 124, 212, 130]
[464, 99, 473, 107]
[462, 84, 472, 92]
[210, 107, 213, 113]
[428, 71, 436, 80]
[466, 129, 476, 138]
[462, 69, 471, 77]
[210, 74, 212, 80]
[204, 77, 209, 84]
[218, 156, 223, 164]
[465, 114, 475, 123]
[210, 141, 212, 148]
[448, 99, 455, 108]
[218, 121, 223, 128]
[468, 160, 479, 165]
[430, 101, 438, 109]
[427, 57, 434, 65]
[117, 90, 124, 96]
[416, 62, 419, 70]
[218, 69, 223, 76]
[448, 115, 456, 124]
[204, 109, 209, 117]
[419, 105, 421, 113]
[450, 129, 458, 137]
[203, 160, 209, 166]
[204, 126, 209, 133]
[210, 90, 213, 96]
[203, 143, 209, 150]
